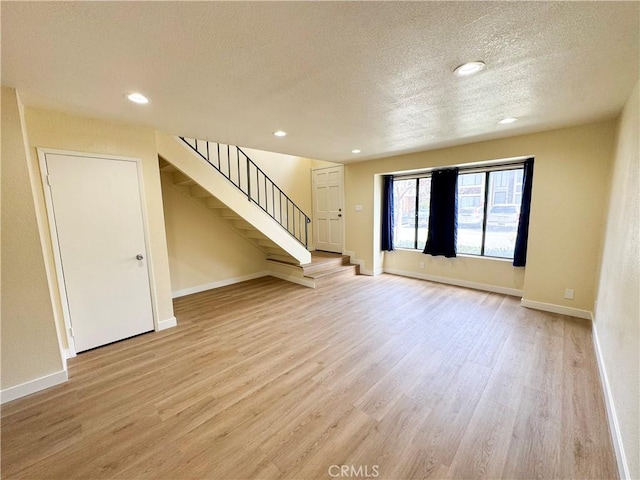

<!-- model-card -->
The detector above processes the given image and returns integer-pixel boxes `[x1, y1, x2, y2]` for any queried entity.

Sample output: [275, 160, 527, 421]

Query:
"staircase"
[267, 251, 360, 288]
[157, 132, 311, 266]
[157, 132, 359, 288]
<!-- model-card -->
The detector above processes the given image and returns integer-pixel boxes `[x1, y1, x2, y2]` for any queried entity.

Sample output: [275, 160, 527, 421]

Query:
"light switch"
[355, 204, 363, 212]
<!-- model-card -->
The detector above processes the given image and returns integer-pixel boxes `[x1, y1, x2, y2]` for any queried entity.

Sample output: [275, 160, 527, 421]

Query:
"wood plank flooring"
[1, 274, 617, 479]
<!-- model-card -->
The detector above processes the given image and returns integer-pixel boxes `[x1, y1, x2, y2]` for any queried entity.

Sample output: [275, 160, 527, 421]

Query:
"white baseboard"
[520, 298, 591, 319]
[157, 316, 177, 331]
[171, 272, 269, 298]
[591, 315, 630, 479]
[1, 369, 68, 404]
[268, 270, 316, 288]
[63, 348, 76, 359]
[383, 267, 523, 297]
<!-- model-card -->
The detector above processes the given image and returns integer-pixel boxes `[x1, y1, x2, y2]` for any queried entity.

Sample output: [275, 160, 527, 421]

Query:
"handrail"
[178, 136, 310, 248]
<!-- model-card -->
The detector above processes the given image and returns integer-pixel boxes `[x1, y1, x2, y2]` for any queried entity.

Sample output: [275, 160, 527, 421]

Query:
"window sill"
[389, 248, 515, 263]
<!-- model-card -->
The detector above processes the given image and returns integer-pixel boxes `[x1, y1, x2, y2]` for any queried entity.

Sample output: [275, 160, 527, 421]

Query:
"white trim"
[268, 271, 316, 288]
[171, 272, 269, 298]
[384, 268, 523, 296]
[63, 348, 76, 360]
[591, 315, 629, 479]
[1, 370, 68, 404]
[520, 298, 591, 319]
[157, 316, 177, 331]
[38, 149, 79, 356]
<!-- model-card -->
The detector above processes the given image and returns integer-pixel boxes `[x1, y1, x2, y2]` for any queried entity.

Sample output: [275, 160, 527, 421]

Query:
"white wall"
[593, 82, 639, 479]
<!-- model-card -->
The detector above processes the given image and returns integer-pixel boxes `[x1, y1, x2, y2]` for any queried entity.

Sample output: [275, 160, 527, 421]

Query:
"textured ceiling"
[2, 2, 638, 163]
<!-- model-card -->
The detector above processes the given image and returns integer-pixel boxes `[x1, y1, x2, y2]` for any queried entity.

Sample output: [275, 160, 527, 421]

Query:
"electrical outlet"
[419, 261, 425, 269]
[564, 289, 574, 300]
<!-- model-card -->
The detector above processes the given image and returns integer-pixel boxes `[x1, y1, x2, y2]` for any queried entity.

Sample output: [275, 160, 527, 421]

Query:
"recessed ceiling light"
[127, 92, 149, 104]
[273, 130, 287, 137]
[498, 117, 518, 124]
[453, 61, 486, 77]
[352, 149, 361, 154]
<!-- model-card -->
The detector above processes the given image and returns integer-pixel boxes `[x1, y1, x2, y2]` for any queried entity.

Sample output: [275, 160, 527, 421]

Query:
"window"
[457, 167, 524, 258]
[392, 164, 524, 259]
[392, 177, 431, 250]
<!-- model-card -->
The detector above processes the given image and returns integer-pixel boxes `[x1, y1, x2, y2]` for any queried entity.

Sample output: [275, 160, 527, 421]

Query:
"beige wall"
[594, 82, 639, 479]
[23, 107, 175, 342]
[241, 147, 313, 216]
[1, 88, 64, 389]
[242, 148, 340, 250]
[161, 175, 267, 294]
[345, 121, 616, 312]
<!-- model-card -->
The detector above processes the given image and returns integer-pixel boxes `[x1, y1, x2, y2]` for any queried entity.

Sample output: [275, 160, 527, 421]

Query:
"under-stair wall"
[160, 173, 269, 297]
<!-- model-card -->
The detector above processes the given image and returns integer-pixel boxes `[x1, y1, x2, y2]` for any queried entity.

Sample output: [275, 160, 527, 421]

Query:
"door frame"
[311, 165, 345, 253]
[38, 148, 158, 358]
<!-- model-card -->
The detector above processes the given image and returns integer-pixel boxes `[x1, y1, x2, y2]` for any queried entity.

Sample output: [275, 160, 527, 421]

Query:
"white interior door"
[312, 166, 344, 253]
[44, 152, 154, 353]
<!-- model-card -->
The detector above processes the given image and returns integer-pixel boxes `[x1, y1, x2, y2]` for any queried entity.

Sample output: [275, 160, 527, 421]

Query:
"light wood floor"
[2, 274, 617, 479]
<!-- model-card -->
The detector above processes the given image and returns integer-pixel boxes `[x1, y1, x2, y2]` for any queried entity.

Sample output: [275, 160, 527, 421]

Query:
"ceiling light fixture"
[453, 61, 486, 77]
[498, 117, 518, 124]
[352, 149, 361, 154]
[273, 130, 287, 137]
[127, 92, 149, 104]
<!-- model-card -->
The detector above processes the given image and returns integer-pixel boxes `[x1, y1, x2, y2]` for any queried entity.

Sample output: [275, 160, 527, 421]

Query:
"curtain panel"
[424, 168, 458, 258]
[513, 158, 534, 267]
[381, 175, 394, 251]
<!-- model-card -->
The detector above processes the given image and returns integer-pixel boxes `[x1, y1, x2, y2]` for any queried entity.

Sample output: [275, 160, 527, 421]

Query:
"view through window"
[392, 165, 524, 258]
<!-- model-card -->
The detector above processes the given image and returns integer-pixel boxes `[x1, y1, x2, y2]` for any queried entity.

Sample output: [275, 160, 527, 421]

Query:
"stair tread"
[304, 264, 357, 279]
[302, 253, 347, 265]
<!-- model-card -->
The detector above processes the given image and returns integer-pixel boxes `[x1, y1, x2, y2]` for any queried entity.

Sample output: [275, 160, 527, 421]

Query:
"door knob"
[136, 254, 144, 260]
[338, 214, 342, 217]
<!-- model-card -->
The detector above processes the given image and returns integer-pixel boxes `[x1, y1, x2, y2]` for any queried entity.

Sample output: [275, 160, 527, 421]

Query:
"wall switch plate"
[419, 261, 425, 269]
[355, 204, 363, 212]
[564, 289, 575, 300]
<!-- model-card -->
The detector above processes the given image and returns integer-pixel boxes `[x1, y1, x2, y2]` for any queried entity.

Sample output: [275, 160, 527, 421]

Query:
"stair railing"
[178, 137, 310, 248]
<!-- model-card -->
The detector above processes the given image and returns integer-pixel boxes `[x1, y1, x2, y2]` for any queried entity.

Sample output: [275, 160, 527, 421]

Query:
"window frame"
[392, 161, 525, 259]
[392, 175, 431, 250]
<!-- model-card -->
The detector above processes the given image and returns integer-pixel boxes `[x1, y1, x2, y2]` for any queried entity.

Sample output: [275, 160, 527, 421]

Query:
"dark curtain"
[513, 158, 534, 267]
[424, 168, 458, 258]
[381, 175, 394, 251]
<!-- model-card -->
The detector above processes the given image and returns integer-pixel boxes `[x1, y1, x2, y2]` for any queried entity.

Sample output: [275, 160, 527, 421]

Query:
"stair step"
[266, 256, 300, 266]
[190, 186, 212, 198]
[206, 198, 227, 209]
[171, 171, 194, 186]
[304, 263, 358, 280]
[160, 162, 177, 173]
[220, 211, 241, 220]
[302, 253, 350, 275]
[234, 220, 258, 230]
[258, 240, 277, 248]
